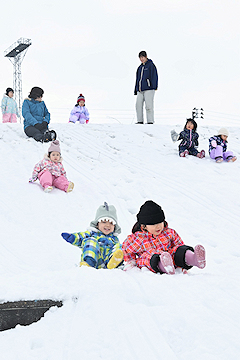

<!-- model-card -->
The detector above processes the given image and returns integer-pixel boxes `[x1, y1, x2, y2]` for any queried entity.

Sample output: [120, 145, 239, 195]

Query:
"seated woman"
[22, 87, 56, 142]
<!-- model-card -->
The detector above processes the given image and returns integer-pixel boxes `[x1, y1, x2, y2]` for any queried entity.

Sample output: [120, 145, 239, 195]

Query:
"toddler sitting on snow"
[69, 94, 89, 124]
[29, 140, 74, 193]
[122, 200, 206, 274]
[209, 127, 237, 163]
[171, 118, 205, 158]
[61, 202, 123, 269]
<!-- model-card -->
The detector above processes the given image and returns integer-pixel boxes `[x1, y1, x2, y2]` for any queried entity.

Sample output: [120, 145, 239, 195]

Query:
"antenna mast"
[4, 38, 32, 122]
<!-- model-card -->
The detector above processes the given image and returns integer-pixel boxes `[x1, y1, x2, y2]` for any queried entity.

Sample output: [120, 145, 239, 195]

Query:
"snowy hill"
[0, 122, 240, 359]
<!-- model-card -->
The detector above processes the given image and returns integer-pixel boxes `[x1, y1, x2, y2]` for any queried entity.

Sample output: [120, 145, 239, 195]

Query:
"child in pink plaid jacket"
[122, 200, 206, 274]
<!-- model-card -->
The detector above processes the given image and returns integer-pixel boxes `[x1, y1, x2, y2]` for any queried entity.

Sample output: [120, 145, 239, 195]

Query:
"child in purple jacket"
[209, 128, 237, 163]
[69, 94, 89, 124]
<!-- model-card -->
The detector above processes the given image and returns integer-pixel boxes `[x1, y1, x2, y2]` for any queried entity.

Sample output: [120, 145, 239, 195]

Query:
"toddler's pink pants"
[2, 113, 17, 123]
[38, 171, 69, 192]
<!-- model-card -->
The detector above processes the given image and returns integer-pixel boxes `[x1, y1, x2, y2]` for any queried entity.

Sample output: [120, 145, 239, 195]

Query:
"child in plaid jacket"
[61, 202, 123, 269]
[122, 201, 206, 274]
[29, 140, 74, 193]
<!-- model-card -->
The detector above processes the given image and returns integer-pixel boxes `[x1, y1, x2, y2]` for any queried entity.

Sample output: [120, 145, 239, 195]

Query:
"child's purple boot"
[185, 245, 206, 269]
[158, 252, 175, 275]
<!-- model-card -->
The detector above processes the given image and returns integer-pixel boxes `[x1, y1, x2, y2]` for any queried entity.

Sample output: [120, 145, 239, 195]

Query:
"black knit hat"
[137, 201, 165, 225]
[29, 87, 44, 100]
[6, 88, 14, 95]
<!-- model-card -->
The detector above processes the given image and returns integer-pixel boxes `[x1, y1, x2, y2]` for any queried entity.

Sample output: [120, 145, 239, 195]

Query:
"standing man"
[134, 51, 158, 124]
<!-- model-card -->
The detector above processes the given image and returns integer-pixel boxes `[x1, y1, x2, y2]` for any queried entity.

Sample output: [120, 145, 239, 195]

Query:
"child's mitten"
[211, 140, 217, 148]
[29, 177, 37, 183]
[61, 232, 75, 243]
[171, 130, 179, 143]
[123, 260, 136, 271]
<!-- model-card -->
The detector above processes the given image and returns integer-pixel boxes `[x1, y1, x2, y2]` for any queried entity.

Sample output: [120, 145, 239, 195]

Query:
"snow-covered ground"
[0, 122, 240, 359]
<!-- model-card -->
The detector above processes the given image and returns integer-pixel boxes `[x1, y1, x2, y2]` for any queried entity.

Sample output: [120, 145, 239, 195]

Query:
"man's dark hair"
[139, 50, 147, 58]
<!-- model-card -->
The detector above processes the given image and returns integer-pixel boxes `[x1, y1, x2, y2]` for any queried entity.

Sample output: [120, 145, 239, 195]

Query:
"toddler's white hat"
[218, 128, 229, 137]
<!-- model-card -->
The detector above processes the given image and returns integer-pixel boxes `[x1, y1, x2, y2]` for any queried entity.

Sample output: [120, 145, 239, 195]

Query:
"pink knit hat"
[48, 140, 61, 153]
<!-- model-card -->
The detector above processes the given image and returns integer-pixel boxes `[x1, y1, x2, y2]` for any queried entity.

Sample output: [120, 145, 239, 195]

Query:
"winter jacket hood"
[87, 225, 120, 237]
[44, 154, 63, 163]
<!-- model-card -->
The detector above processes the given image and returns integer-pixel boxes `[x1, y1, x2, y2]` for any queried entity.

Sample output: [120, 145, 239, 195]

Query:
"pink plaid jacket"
[122, 224, 184, 272]
[32, 156, 66, 181]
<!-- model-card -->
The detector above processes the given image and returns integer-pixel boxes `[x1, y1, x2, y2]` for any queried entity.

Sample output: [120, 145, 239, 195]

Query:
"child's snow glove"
[34, 121, 48, 131]
[211, 140, 217, 148]
[171, 130, 179, 143]
[123, 260, 136, 271]
[61, 232, 75, 243]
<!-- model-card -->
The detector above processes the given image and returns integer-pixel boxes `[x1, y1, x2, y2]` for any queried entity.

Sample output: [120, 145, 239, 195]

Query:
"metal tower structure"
[192, 107, 204, 120]
[4, 38, 32, 121]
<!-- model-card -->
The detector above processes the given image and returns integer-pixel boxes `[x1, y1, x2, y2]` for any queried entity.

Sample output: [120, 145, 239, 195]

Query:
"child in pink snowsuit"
[122, 200, 206, 274]
[1, 88, 19, 123]
[69, 94, 89, 124]
[29, 140, 74, 193]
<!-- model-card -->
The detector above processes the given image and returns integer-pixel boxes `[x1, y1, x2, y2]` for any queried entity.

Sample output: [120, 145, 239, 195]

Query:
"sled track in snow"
[58, 126, 240, 227]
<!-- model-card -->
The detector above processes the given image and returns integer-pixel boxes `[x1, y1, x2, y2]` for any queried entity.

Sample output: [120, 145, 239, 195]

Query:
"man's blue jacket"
[134, 59, 158, 95]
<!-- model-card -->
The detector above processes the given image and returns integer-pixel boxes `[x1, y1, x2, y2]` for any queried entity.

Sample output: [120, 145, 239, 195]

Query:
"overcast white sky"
[0, 0, 239, 122]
